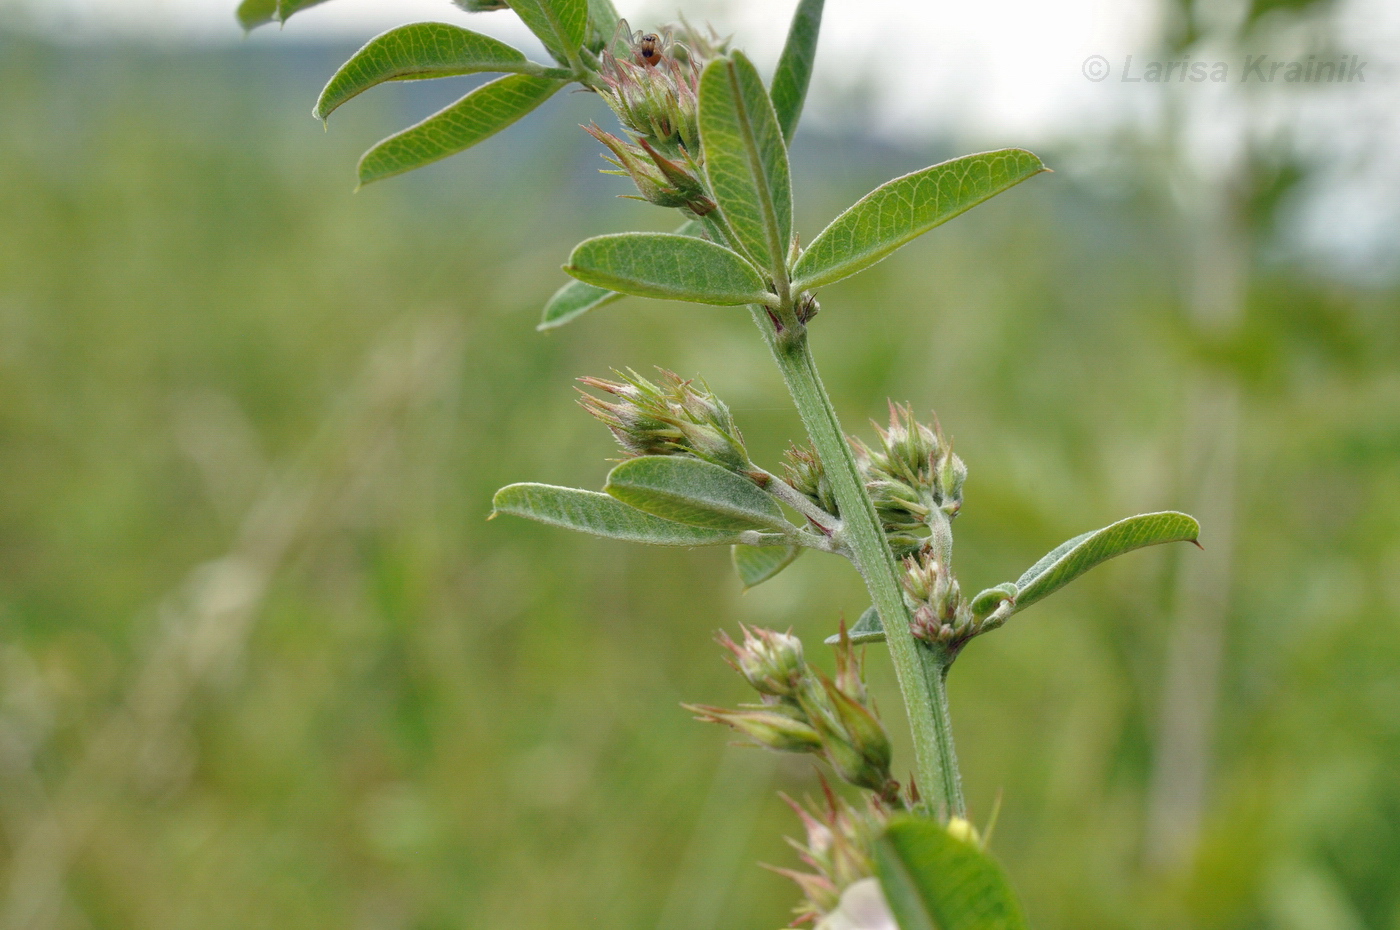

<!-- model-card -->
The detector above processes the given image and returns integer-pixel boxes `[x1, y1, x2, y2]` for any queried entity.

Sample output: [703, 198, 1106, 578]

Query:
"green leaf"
[357, 73, 565, 187]
[875, 818, 1030, 930]
[564, 233, 773, 306]
[732, 544, 801, 589]
[584, 0, 621, 49]
[969, 582, 1018, 616]
[538, 220, 704, 330]
[236, 0, 277, 30]
[824, 605, 885, 645]
[791, 149, 1048, 292]
[770, 0, 825, 142]
[605, 457, 795, 533]
[699, 52, 793, 276]
[492, 483, 741, 546]
[453, 0, 509, 10]
[537, 281, 624, 331]
[315, 24, 540, 122]
[1014, 511, 1201, 612]
[277, 0, 334, 22]
[505, 0, 588, 67]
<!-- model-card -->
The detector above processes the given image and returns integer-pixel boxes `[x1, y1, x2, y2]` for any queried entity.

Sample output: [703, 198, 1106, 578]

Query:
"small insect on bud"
[595, 20, 706, 153]
[718, 626, 806, 698]
[683, 704, 823, 754]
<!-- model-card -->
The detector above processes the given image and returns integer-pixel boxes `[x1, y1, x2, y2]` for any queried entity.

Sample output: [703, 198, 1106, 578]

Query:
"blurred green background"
[1, 11, 1398, 930]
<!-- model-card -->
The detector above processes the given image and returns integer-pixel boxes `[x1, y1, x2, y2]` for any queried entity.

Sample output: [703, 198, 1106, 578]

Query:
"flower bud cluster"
[901, 549, 973, 646]
[773, 786, 889, 926]
[686, 625, 900, 802]
[589, 22, 725, 213]
[781, 443, 839, 518]
[583, 126, 715, 215]
[853, 404, 967, 555]
[578, 368, 751, 473]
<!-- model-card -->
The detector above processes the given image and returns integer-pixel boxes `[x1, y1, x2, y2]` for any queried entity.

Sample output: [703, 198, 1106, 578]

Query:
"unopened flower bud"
[578, 369, 752, 472]
[937, 449, 967, 515]
[782, 443, 839, 517]
[719, 626, 806, 698]
[815, 678, 894, 795]
[901, 552, 970, 645]
[683, 704, 823, 754]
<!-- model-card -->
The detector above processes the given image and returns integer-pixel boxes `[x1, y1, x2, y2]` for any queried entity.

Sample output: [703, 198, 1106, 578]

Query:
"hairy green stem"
[749, 308, 966, 818]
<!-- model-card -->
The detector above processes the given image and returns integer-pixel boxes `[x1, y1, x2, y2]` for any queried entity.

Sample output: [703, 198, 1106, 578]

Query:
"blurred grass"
[0, 29, 1398, 930]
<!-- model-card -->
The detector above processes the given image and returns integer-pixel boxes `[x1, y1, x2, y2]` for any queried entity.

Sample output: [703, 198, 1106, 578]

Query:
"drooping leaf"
[825, 605, 885, 645]
[732, 543, 802, 589]
[453, 0, 509, 10]
[770, 0, 825, 142]
[538, 220, 703, 330]
[236, 0, 277, 30]
[1014, 511, 1200, 612]
[357, 73, 565, 186]
[538, 281, 624, 331]
[875, 818, 1030, 930]
[564, 233, 773, 306]
[315, 24, 541, 122]
[492, 483, 741, 546]
[698, 52, 793, 276]
[505, 0, 588, 67]
[791, 149, 1048, 292]
[605, 457, 795, 533]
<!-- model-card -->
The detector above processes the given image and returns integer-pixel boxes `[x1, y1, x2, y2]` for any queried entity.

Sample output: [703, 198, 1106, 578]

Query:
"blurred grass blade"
[315, 24, 543, 122]
[824, 605, 885, 645]
[564, 233, 773, 306]
[493, 483, 742, 546]
[732, 543, 801, 588]
[538, 281, 624, 330]
[792, 149, 1048, 291]
[236, 0, 277, 30]
[505, 0, 588, 66]
[539, 220, 703, 329]
[699, 52, 793, 276]
[606, 457, 795, 533]
[770, 0, 824, 142]
[357, 73, 565, 186]
[875, 818, 1030, 930]
[1014, 511, 1201, 612]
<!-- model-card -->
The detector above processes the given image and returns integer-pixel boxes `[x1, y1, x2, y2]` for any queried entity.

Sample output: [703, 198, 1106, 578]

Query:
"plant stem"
[750, 309, 966, 818]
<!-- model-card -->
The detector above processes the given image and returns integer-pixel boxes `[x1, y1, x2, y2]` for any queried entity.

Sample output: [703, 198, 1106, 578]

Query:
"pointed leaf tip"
[771, 0, 825, 142]
[1013, 511, 1200, 613]
[792, 149, 1048, 291]
[357, 73, 564, 186]
[314, 23, 534, 122]
[492, 482, 743, 546]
